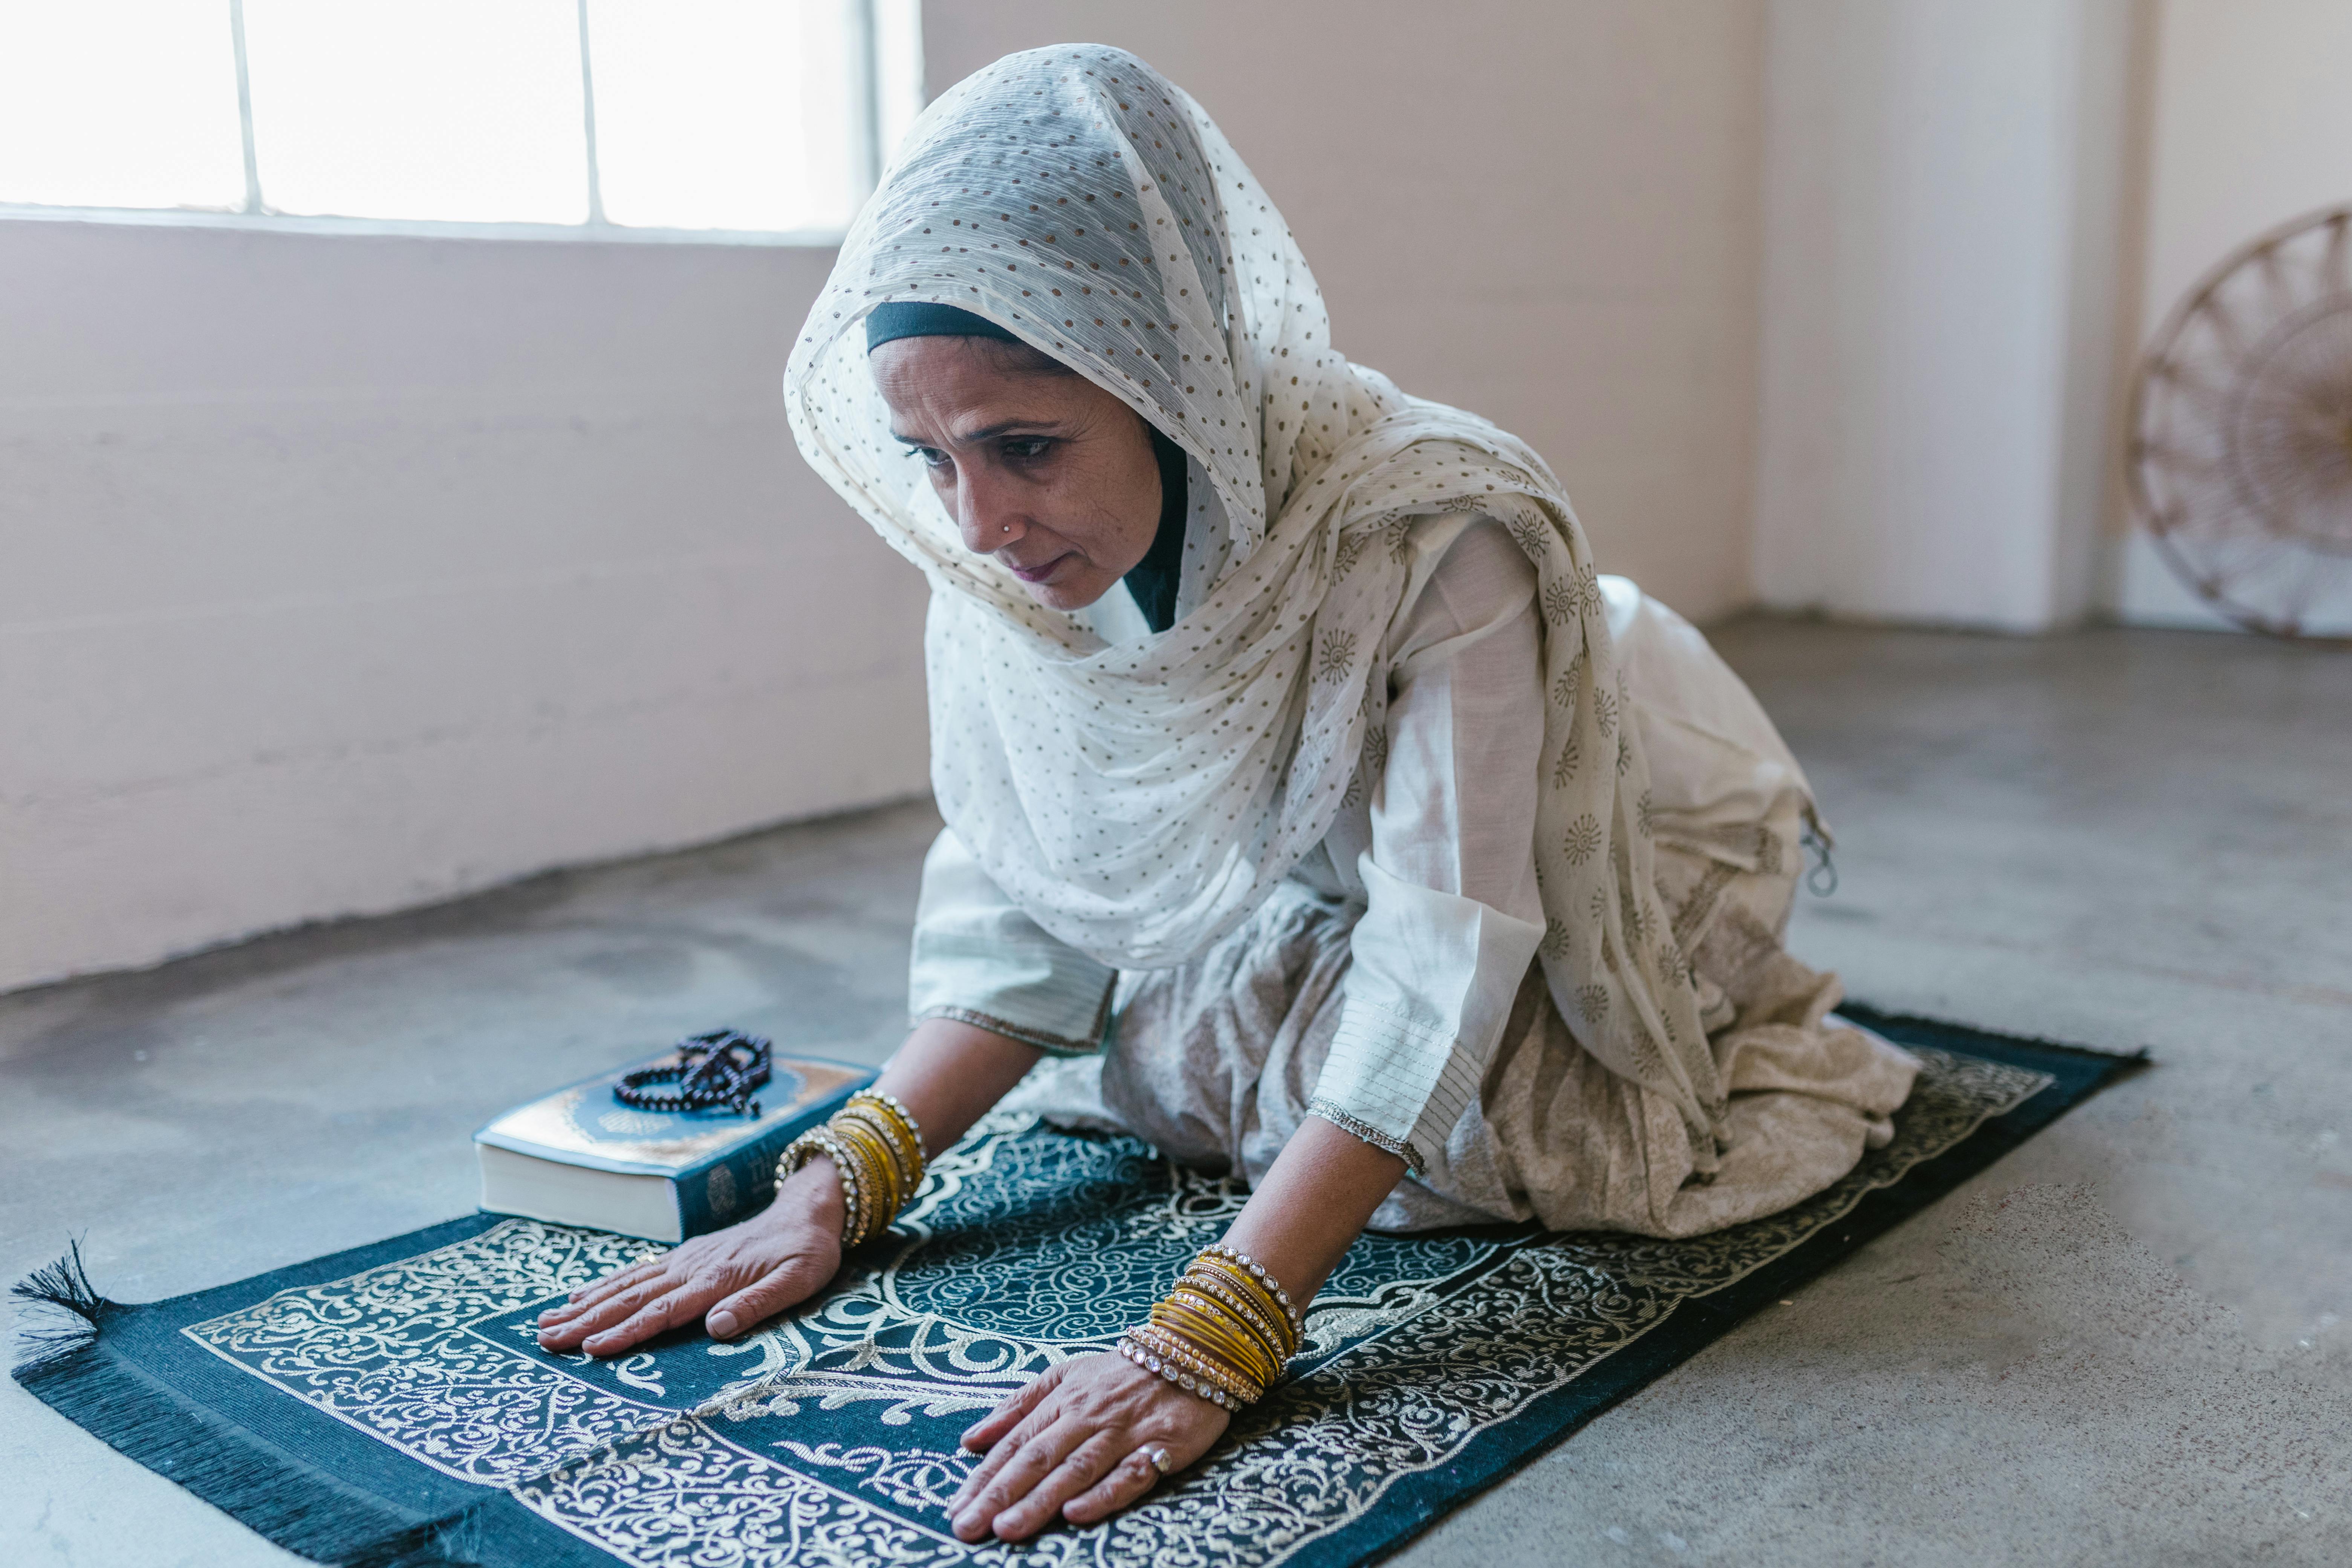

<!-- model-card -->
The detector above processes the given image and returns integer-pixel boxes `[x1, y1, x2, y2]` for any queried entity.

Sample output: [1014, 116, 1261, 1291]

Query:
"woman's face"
[871, 336, 1162, 612]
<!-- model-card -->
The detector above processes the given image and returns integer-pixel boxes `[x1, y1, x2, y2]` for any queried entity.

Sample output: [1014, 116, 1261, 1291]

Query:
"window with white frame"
[0, 0, 923, 238]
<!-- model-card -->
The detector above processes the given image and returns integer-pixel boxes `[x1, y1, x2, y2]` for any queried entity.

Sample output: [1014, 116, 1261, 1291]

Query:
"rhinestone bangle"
[1119, 1329, 1251, 1410]
[1200, 1243, 1302, 1334]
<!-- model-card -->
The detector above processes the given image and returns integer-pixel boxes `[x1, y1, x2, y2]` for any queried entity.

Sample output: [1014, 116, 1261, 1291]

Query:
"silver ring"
[1143, 1445, 1171, 1476]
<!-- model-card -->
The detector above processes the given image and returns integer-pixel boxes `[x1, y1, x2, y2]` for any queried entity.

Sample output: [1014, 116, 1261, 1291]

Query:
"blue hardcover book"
[474, 1048, 875, 1242]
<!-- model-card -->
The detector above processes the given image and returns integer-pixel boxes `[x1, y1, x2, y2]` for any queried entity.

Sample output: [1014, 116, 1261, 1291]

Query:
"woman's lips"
[1006, 552, 1072, 583]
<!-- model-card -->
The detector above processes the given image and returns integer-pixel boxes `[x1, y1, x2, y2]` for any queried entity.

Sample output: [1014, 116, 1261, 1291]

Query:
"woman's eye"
[1000, 437, 1054, 462]
[910, 446, 952, 470]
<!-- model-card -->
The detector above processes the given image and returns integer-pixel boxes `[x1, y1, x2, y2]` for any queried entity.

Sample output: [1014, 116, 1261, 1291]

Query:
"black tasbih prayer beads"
[613, 1030, 772, 1118]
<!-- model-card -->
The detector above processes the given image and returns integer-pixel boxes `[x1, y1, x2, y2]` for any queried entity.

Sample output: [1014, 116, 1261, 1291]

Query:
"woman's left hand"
[948, 1351, 1228, 1542]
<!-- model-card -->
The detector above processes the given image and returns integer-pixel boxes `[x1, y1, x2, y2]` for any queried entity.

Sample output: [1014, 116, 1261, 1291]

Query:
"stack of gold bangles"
[1118, 1244, 1302, 1411]
[774, 1089, 927, 1248]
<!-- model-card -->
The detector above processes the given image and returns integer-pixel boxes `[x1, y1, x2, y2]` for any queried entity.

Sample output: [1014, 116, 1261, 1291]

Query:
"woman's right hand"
[535, 1160, 846, 1357]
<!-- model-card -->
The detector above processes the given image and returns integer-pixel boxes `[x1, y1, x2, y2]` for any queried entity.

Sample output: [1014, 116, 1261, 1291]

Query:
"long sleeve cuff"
[1305, 996, 1487, 1174]
[1307, 858, 1546, 1172]
[907, 830, 1118, 1056]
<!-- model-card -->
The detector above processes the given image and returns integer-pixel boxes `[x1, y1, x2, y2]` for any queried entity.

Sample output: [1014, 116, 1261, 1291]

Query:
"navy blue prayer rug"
[15, 1011, 2136, 1568]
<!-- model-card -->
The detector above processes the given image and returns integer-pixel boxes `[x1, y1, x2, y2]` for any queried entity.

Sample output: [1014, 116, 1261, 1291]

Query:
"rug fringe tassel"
[17, 1318, 493, 1566]
[12, 1238, 494, 1565]
[11, 1238, 115, 1373]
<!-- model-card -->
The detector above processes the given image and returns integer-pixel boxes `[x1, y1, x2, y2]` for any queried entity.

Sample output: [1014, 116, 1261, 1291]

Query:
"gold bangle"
[1200, 1244, 1301, 1322]
[1118, 1243, 1312, 1416]
[1174, 1273, 1292, 1367]
[826, 1128, 878, 1247]
[1198, 1244, 1303, 1338]
[847, 1089, 928, 1167]
[834, 1106, 915, 1218]
[778, 1091, 937, 1251]
[1193, 1250, 1302, 1351]
[776, 1129, 866, 1244]
[1161, 1290, 1283, 1386]
[1161, 1302, 1280, 1392]
[829, 1120, 895, 1245]
[1155, 1289, 1274, 1373]
[1183, 1270, 1292, 1373]
[837, 1108, 914, 1192]
[821, 1091, 927, 1244]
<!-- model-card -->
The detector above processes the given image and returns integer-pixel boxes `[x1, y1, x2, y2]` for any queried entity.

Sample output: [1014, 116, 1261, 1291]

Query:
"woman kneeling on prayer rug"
[536, 44, 1918, 1544]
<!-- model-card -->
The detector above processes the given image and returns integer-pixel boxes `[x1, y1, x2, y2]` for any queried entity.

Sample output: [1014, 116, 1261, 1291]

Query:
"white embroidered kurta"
[914, 516, 1540, 1164]
[914, 522, 1922, 1231]
[792, 45, 1916, 1229]
[790, 47, 1742, 1179]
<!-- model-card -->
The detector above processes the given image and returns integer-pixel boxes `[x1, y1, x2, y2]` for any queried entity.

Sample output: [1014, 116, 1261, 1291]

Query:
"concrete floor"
[5, 619, 2348, 1566]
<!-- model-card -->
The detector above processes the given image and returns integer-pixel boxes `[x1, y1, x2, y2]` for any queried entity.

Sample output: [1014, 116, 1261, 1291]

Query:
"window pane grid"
[0, 0, 919, 239]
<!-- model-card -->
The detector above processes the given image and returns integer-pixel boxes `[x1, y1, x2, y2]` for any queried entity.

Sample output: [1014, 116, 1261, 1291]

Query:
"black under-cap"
[864, 301, 1020, 351]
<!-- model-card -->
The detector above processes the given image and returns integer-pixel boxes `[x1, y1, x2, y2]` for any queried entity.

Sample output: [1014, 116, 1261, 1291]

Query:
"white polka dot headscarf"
[785, 46, 1729, 1168]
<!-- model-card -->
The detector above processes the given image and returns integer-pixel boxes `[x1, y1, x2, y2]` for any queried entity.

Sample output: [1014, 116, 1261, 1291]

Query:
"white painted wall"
[1753, 0, 2140, 631]
[0, 222, 931, 991]
[2104, 0, 2352, 631]
[3, 3, 1774, 991]
[928, 0, 1768, 624]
